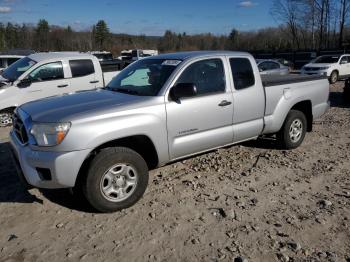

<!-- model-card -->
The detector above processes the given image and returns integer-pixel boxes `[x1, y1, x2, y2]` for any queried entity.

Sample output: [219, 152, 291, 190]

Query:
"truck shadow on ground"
[0, 142, 43, 204]
[39, 189, 96, 213]
[0, 141, 96, 212]
[329, 91, 350, 109]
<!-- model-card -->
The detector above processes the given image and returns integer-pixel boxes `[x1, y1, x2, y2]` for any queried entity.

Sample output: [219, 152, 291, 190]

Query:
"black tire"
[329, 71, 338, 84]
[277, 110, 307, 150]
[0, 109, 14, 127]
[83, 147, 149, 213]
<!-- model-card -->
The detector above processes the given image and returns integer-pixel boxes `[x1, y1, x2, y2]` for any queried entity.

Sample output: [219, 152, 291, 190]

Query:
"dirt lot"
[0, 83, 349, 262]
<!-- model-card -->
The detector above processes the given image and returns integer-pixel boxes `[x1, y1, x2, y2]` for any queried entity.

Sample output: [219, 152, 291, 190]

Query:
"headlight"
[319, 66, 330, 70]
[30, 122, 71, 146]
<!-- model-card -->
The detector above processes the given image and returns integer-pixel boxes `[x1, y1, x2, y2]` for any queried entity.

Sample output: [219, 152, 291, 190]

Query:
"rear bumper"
[9, 130, 91, 189]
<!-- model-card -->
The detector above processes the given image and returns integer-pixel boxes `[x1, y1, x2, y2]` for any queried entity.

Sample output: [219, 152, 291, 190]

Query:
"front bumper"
[301, 70, 329, 77]
[9, 130, 91, 189]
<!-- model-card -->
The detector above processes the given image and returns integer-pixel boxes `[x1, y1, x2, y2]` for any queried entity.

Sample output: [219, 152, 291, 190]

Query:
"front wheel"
[83, 147, 149, 213]
[329, 71, 338, 84]
[277, 110, 307, 149]
[0, 110, 13, 127]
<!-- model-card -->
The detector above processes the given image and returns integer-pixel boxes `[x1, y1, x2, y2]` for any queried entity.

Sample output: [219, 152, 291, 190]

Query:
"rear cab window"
[69, 59, 95, 77]
[229, 58, 255, 90]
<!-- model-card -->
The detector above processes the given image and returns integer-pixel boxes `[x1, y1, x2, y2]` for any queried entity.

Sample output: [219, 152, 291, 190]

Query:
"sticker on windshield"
[162, 60, 182, 66]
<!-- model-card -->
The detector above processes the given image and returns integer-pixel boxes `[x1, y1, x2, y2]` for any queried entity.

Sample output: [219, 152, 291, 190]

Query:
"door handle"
[218, 100, 232, 107]
[57, 84, 68, 88]
[90, 80, 99, 84]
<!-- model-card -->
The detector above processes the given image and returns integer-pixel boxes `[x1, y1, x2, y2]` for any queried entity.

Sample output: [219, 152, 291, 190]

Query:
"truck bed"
[261, 74, 327, 87]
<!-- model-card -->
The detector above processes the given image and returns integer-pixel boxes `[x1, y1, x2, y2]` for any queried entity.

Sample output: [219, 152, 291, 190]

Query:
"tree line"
[271, 0, 350, 50]
[0, 1, 349, 56]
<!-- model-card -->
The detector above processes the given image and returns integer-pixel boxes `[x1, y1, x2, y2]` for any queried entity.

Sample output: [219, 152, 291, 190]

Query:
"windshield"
[2, 57, 36, 81]
[107, 59, 181, 96]
[314, 56, 339, 64]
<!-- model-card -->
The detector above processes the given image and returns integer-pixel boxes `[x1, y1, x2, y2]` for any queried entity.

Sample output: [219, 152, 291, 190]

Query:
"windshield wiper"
[113, 88, 139, 95]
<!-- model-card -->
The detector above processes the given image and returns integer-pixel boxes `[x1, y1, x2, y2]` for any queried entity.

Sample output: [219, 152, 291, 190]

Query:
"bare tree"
[271, 0, 302, 49]
[339, 0, 350, 47]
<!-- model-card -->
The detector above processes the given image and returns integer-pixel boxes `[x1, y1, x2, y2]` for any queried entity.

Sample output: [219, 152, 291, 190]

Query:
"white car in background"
[0, 52, 119, 126]
[301, 54, 350, 84]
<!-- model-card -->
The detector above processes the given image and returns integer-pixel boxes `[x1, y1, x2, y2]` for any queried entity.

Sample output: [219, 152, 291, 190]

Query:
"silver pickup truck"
[9, 51, 330, 212]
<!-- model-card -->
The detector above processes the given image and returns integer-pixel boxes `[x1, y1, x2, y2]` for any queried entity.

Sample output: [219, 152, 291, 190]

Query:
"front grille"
[304, 67, 319, 71]
[13, 113, 28, 144]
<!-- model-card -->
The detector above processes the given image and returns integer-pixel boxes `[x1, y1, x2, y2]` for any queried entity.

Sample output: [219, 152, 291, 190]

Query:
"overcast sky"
[0, 0, 277, 35]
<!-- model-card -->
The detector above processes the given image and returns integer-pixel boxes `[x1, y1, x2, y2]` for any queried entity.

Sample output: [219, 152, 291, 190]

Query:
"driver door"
[166, 58, 234, 160]
[21, 62, 69, 103]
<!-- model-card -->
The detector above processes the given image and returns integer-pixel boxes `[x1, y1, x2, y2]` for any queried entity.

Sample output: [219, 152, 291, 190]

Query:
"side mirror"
[259, 68, 263, 72]
[17, 78, 32, 88]
[170, 83, 197, 100]
[340, 60, 348, 65]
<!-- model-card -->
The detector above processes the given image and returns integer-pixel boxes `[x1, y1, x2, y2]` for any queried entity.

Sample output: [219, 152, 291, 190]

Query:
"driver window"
[258, 62, 268, 71]
[28, 62, 64, 82]
[176, 59, 225, 96]
[270, 62, 280, 69]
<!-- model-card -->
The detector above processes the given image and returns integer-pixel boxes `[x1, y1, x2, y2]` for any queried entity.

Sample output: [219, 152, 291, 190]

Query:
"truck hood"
[20, 89, 153, 123]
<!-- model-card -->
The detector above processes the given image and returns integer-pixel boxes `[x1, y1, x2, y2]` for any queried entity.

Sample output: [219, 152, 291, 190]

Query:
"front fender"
[53, 112, 169, 165]
[0, 85, 18, 111]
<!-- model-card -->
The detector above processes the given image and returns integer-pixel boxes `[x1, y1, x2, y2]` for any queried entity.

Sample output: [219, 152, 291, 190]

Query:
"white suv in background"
[301, 54, 350, 84]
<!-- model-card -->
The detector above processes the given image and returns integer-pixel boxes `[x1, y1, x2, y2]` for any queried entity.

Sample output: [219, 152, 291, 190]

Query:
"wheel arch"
[75, 134, 159, 188]
[290, 100, 313, 132]
[0, 106, 16, 113]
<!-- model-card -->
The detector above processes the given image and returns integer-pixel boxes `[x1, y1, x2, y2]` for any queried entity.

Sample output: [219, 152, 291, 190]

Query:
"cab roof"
[28, 52, 94, 62]
[146, 51, 251, 61]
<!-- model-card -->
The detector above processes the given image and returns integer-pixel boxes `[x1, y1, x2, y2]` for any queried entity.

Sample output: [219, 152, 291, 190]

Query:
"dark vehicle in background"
[0, 55, 24, 71]
[0, 49, 35, 72]
[90, 51, 126, 72]
[90, 51, 114, 62]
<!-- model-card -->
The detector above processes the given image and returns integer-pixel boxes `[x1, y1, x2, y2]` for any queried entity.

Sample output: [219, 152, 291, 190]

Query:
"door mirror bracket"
[170, 83, 197, 101]
[17, 78, 32, 88]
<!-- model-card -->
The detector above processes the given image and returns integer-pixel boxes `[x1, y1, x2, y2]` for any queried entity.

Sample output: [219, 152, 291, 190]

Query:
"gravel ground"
[0, 82, 349, 262]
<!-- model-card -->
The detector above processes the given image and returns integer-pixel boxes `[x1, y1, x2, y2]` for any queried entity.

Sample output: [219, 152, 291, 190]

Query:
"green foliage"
[0, 16, 348, 54]
[227, 28, 239, 50]
[94, 20, 110, 50]
[35, 19, 49, 51]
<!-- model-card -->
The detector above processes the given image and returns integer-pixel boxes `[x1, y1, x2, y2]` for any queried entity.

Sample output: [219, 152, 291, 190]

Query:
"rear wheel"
[329, 71, 338, 84]
[83, 147, 149, 213]
[277, 110, 307, 149]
